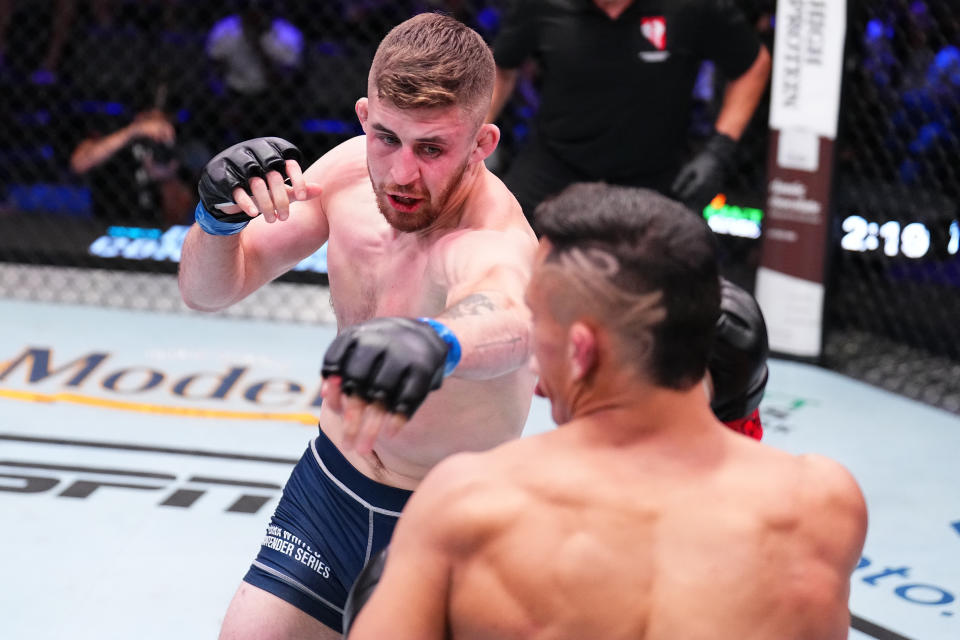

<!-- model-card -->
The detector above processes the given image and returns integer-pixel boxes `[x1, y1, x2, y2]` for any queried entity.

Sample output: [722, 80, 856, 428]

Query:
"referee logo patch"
[640, 16, 666, 51]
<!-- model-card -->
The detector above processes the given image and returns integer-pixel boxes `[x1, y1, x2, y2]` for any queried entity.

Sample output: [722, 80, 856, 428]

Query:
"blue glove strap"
[418, 318, 462, 376]
[194, 202, 249, 236]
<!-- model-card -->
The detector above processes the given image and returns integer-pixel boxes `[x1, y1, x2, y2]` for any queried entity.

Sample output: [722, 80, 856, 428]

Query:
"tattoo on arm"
[440, 293, 498, 319]
[436, 292, 530, 374]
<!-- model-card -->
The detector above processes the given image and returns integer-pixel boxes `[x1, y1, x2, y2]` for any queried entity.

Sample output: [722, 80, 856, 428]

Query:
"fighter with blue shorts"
[242, 429, 411, 630]
[179, 14, 539, 639]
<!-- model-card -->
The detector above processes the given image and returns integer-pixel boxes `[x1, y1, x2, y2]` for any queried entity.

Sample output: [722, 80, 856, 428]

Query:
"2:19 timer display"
[841, 216, 959, 259]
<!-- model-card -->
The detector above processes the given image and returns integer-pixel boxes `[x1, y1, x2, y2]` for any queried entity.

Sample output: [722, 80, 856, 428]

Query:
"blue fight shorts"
[242, 428, 412, 632]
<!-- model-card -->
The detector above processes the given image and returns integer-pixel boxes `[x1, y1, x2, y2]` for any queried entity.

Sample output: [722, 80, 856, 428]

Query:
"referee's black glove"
[671, 132, 737, 213]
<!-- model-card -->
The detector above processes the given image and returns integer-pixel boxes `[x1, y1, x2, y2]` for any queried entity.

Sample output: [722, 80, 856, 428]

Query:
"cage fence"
[0, 0, 957, 414]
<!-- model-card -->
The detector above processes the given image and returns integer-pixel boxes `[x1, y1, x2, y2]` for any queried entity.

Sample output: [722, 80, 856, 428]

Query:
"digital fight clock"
[840, 216, 959, 259]
[834, 180, 959, 263]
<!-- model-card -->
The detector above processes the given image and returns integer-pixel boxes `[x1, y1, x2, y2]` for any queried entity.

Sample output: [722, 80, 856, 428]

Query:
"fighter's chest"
[325, 232, 446, 325]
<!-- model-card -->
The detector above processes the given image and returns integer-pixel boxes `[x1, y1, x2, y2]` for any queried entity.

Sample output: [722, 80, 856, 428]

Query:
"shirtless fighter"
[179, 13, 538, 639]
[342, 184, 869, 640]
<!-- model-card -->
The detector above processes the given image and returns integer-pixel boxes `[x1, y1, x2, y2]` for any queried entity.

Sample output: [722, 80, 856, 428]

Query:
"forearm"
[177, 225, 248, 311]
[435, 291, 530, 380]
[486, 67, 518, 123]
[70, 126, 135, 174]
[714, 45, 771, 141]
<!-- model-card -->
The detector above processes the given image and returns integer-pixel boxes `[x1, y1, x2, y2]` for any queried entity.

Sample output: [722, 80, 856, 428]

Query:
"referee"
[487, 0, 771, 224]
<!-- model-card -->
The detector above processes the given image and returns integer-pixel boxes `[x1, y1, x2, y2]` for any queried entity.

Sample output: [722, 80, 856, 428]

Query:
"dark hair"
[535, 183, 721, 390]
[369, 12, 494, 120]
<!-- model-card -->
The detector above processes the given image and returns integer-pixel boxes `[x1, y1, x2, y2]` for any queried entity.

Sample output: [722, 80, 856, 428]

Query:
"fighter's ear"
[568, 321, 597, 382]
[355, 98, 369, 128]
[471, 123, 500, 163]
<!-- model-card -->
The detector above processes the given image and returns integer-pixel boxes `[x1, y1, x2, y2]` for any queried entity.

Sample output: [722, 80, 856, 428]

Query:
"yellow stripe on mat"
[0, 388, 318, 425]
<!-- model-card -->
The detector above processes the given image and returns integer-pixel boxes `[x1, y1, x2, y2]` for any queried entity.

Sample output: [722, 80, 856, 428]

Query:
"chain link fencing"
[0, 0, 957, 413]
[823, 0, 960, 412]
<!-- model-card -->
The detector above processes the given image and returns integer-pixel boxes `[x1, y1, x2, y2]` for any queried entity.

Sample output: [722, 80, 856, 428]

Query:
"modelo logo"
[0, 346, 324, 410]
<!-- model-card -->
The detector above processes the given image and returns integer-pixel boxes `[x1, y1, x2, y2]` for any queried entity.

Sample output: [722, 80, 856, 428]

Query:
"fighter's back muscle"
[442, 435, 857, 640]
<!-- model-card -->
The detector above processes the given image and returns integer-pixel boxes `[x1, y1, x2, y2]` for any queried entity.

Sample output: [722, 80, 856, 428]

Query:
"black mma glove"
[321, 317, 460, 418]
[709, 278, 769, 422]
[671, 132, 737, 213]
[195, 137, 302, 235]
[343, 546, 389, 637]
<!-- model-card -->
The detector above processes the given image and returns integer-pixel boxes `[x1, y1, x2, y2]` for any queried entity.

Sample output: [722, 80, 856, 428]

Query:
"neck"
[416, 161, 486, 238]
[593, 0, 634, 20]
[566, 376, 717, 445]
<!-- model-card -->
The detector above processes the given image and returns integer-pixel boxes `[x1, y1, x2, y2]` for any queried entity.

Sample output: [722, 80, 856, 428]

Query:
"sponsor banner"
[754, 266, 824, 356]
[759, 0, 846, 359]
[768, 0, 846, 140]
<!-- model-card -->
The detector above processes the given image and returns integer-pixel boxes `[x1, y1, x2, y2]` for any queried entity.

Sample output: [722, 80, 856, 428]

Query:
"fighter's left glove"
[671, 132, 737, 212]
[709, 278, 769, 439]
[321, 317, 461, 418]
[343, 546, 389, 637]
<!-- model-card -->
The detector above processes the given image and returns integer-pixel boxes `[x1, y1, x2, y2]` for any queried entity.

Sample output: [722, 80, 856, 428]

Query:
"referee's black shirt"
[492, 0, 761, 180]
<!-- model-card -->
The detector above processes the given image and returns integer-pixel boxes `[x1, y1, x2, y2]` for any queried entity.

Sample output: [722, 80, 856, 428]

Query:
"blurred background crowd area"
[0, 0, 958, 413]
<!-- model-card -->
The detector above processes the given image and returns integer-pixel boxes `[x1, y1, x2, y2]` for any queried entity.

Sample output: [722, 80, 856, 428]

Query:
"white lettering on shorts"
[260, 525, 331, 579]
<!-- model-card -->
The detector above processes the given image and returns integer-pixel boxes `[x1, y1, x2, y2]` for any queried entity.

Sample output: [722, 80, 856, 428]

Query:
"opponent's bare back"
[375, 412, 867, 640]
[344, 182, 867, 640]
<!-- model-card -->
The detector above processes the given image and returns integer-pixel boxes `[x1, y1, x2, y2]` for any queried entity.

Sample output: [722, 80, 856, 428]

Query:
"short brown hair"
[369, 12, 495, 118]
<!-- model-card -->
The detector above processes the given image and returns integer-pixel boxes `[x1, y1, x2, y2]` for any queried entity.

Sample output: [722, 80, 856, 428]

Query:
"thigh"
[218, 582, 342, 640]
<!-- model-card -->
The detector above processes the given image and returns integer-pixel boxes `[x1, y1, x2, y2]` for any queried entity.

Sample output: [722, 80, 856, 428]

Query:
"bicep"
[439, 231, 536, 312]
[443, 264, 529, 317]
[237, 198, 329, 293]
[237, 151, 339, 290]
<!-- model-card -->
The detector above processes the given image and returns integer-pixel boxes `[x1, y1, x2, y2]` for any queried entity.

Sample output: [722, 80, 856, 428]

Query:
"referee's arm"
[714, 44, 771, 142]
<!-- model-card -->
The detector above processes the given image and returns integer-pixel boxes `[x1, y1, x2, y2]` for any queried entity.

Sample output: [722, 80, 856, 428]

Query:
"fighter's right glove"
[195, 137, 302, 235]
[321, 317, 461, 418]
[709, 278, 769, 428]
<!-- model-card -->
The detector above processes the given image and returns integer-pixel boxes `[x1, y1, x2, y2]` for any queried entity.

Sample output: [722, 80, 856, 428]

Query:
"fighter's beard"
[371, 160, 469, 233]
